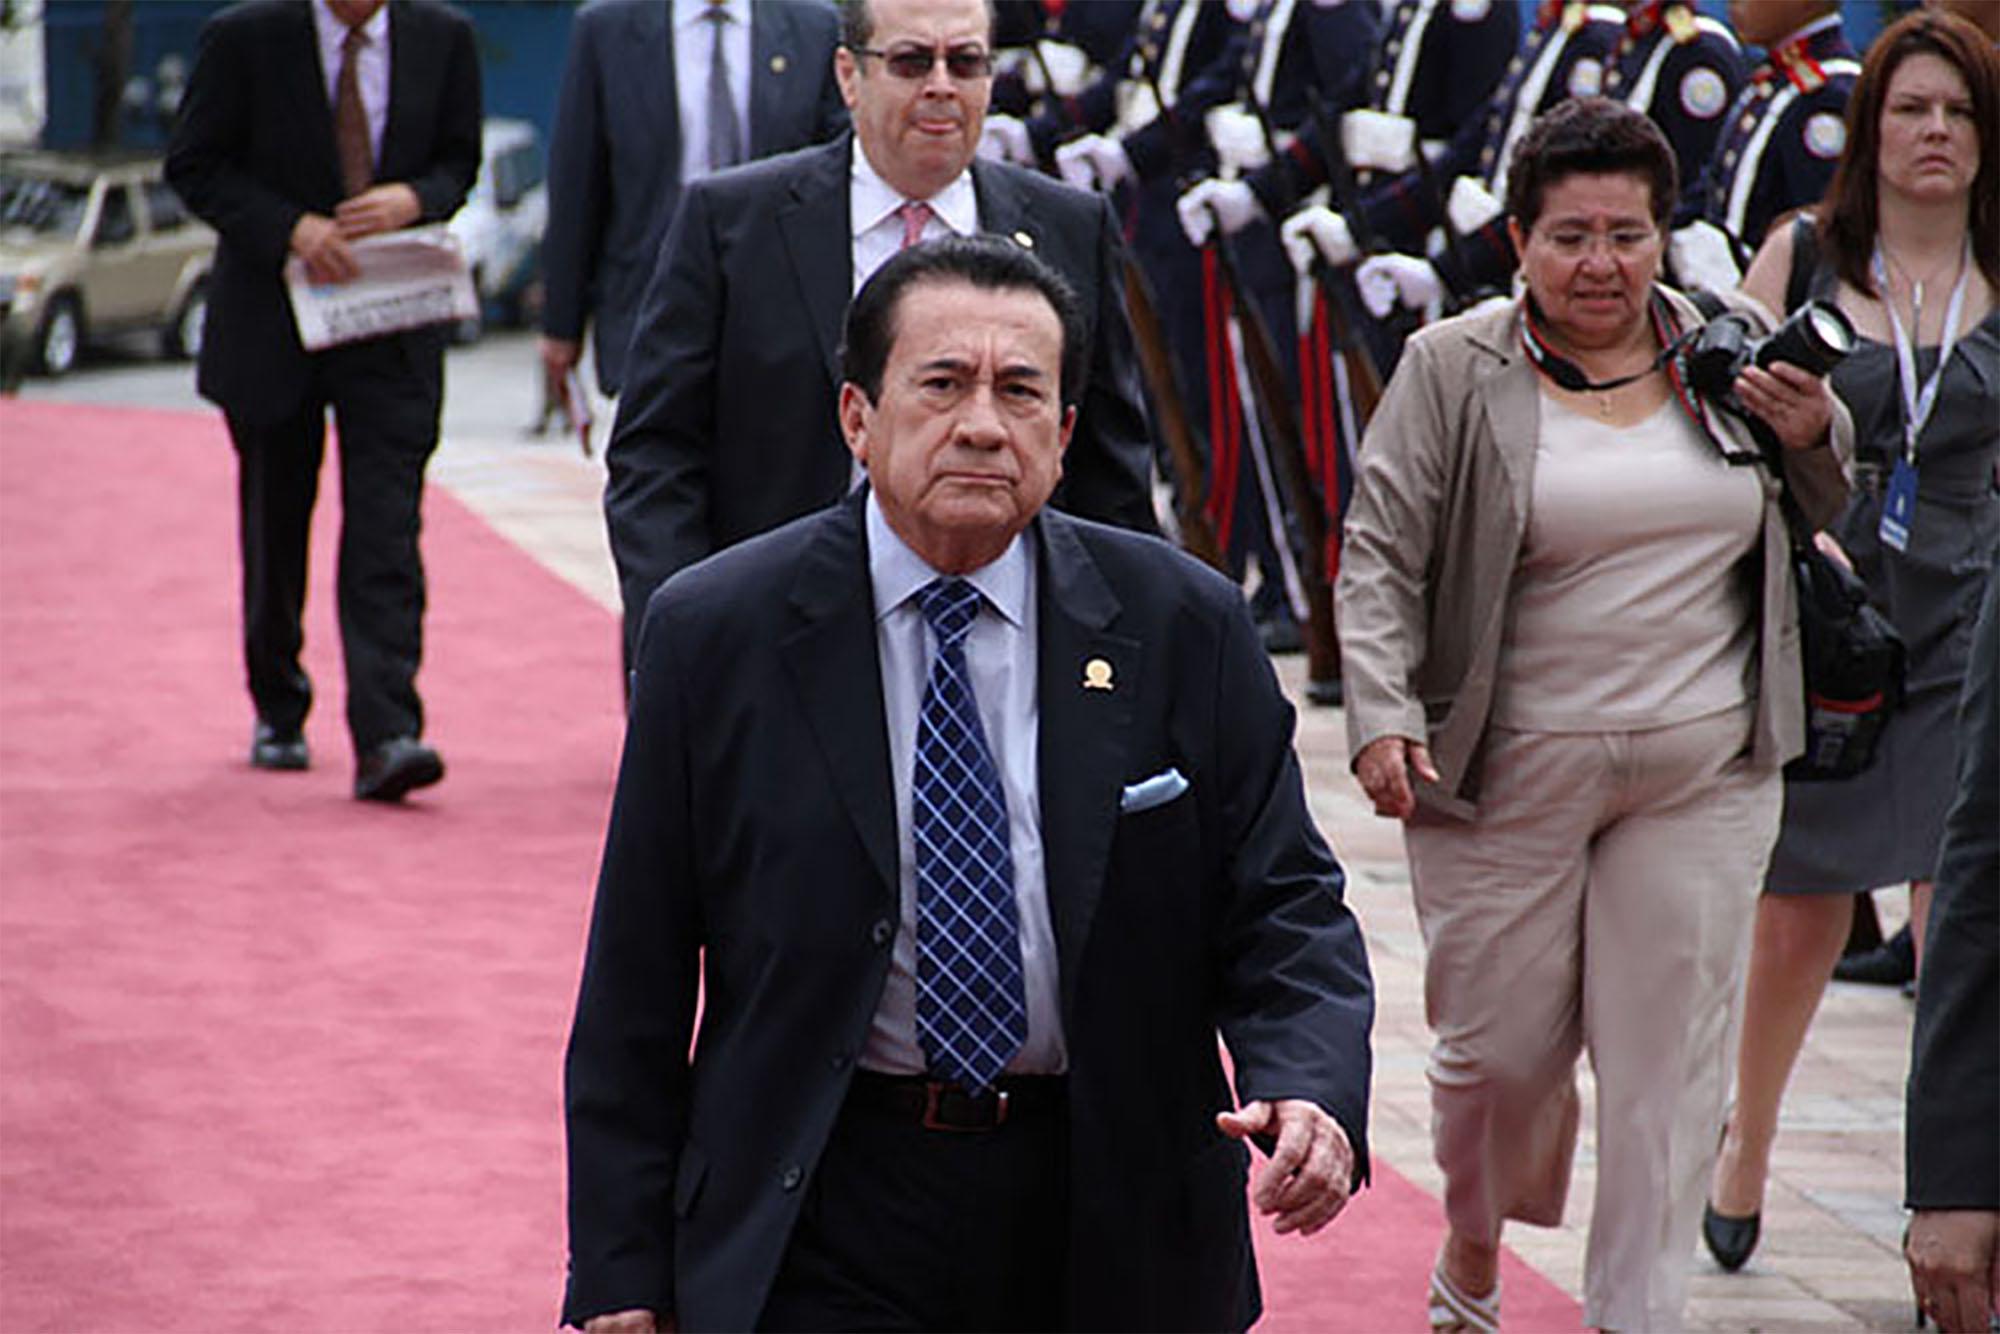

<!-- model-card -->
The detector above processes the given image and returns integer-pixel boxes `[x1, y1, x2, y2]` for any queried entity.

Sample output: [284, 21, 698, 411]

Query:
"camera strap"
[1519, 290, 1762, 465]
[1517, 290, 1685, 392]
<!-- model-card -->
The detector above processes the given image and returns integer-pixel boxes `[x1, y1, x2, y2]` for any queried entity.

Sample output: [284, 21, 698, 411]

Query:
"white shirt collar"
[850, 138, 980, 241]
[674, 0, 745, 32]
[866, 491, 1029, 630]
[314, 0, 388, 52]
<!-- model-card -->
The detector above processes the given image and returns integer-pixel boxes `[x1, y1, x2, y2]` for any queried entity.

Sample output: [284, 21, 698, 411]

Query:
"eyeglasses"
[849, 43, 995, 81]
[1533, 225, 1660, 260]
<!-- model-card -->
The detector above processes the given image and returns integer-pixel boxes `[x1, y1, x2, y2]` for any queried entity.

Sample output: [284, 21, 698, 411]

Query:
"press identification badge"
[1879, 457, 1917, 552]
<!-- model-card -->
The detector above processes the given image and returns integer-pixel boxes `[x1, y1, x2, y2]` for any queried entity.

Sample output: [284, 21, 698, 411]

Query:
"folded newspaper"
[284, 224, 478, 351]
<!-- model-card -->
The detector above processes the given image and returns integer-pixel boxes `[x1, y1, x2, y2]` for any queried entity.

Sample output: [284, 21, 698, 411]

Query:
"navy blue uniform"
[990, 0, 1146, 119]
[1349, 1, 1626, 301]
[1244, 0, 1519, 223]
[1602, 1, 1746, 196]
[1680, 14, 1860, 256]
[1022, 0, 1240, 178]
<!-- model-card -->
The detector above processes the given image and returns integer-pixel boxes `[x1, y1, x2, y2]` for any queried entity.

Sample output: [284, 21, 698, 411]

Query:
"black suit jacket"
[1906, 562, 1999, 1211]
[165, 0, 480, 427]
[540, 0, 847, 395]
[564, 493, 1374, 1332]
[604, 134, 1159, 659]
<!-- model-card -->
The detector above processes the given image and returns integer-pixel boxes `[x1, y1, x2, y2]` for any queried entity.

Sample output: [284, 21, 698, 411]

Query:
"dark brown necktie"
[335, 23, 373, 197]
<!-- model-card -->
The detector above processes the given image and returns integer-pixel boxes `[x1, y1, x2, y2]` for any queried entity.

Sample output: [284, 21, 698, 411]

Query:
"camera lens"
[1755, 299, 1858, 378]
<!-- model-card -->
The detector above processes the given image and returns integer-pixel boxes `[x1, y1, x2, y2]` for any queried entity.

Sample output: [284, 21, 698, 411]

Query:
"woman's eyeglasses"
[1533, 226, 1660, 260]
[849, 43, 995, 81]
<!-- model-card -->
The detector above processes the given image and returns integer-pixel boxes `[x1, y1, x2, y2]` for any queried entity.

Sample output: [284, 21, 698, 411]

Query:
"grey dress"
[1767, 292, 2000, 894]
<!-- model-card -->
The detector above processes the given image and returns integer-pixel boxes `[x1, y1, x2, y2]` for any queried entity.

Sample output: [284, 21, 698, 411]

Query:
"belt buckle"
[921, 1080, 1008, 1132]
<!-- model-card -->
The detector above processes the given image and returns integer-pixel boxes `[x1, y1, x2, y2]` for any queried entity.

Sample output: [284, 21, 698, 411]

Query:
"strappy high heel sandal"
[1429, 1255, 1501, 1333]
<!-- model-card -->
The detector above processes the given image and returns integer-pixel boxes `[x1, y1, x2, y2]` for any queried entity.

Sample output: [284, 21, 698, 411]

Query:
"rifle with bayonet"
[1200, 207, 1340, 702]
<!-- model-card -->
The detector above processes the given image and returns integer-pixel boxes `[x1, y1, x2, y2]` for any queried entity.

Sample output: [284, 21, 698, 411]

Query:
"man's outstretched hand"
[1217, 1099, 1355, 1237]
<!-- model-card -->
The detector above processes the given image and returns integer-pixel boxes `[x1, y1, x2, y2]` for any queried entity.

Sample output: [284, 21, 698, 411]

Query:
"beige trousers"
[1404, 705, 1780, 1332]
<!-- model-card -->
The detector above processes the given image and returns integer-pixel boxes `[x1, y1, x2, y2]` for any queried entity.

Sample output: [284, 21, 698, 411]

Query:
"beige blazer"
[1335, 289, 1852, 821]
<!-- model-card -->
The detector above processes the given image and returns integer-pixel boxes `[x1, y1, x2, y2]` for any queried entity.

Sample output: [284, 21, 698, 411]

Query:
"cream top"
[1491, 394, 1764, 732]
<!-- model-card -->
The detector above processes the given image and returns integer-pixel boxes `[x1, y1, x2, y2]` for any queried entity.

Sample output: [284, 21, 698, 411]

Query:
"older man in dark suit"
[539, 0, 847, 399]
[563, 235, 1374, 1333]
[603, 0, 1157, 670]
[166, 0, 479, 800]
[1904, 567, 1999, 1334]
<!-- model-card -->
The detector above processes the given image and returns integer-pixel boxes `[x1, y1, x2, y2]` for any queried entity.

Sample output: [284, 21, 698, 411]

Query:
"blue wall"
[38, 0, 579, 151]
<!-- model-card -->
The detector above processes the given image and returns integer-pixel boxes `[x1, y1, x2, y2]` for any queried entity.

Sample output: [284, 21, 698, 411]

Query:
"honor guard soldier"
[1673, 0, 1858, 289]
[1277, 1, 1627, 317]
[1166, 0, 1382, 652]
[1602, 0, 1746, 191]
[986, 0, 1142, 123]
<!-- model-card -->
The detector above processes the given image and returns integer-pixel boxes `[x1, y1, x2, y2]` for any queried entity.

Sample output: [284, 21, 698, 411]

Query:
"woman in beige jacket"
[1335, 99, 1850, 1332]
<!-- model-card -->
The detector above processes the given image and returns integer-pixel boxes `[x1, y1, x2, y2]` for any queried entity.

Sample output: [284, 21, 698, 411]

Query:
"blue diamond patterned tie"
[912, 577, 1026, 1093]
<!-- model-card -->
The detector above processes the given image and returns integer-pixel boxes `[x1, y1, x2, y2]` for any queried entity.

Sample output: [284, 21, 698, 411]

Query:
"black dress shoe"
[1702, 1201, 1761, 1272]
[1832, 924, 1915, 986]
[250, 720, 309, 771]
[1258, 614, 1305, 655]
[353, 736, 444, 802]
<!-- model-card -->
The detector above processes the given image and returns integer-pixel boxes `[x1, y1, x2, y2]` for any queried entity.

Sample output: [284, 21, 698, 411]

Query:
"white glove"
[1023, 40, 1091, 96]
[1055, 134, 1133, 193]
[1669, 220, 1743, 294]
[1204, 104, 1270, 175]
[1444, 176, 1504, 236]
[1176, 178, 1264, 248]
[1341, 109, 1418, 175]
[1280, 206, 1358, 273]
[1357, 253, 1442, 319]
[978, 113, 1035, 166]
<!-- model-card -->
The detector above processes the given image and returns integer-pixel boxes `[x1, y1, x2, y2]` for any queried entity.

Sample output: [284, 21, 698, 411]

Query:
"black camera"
[1679, 298, 1859, 404]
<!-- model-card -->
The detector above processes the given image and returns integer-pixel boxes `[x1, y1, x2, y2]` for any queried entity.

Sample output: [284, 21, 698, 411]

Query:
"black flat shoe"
[1832, 924, 1915, 986]
[1702, 1200, 1761, 1272]
[250, 720, 309, 771]
[354, 736, 444, 802]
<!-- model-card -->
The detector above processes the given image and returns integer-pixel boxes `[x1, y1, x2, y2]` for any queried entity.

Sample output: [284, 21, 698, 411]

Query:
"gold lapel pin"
[1012, 230, 1035, 249]
[770, 54, 788, 73]
[1083, 658, 1114, 691]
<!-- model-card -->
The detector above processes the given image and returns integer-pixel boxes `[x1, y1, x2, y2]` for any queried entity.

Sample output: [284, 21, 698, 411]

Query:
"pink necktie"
[897, 200, 934, 250]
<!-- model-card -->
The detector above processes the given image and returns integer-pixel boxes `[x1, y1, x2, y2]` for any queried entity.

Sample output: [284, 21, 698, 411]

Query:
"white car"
[446, 117, 546, 340]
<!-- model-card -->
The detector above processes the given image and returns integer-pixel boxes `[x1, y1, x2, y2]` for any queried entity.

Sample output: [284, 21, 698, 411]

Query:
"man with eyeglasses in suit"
[602, 0, 1158, 675]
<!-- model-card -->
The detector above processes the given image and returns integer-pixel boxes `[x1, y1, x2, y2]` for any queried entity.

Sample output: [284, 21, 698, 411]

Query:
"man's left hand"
[335, 183, 422, 239]
[1216, 1099, 1354, 1236]
[1906, 1209, 2000, 1333]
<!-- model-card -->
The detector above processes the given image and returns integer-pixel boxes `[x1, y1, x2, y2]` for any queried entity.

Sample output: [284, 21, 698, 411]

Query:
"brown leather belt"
[847, 1070, 1065, 1132]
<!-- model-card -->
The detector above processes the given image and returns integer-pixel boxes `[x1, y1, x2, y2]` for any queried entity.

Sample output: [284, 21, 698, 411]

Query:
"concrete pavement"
[17, 329, 1924, 1330]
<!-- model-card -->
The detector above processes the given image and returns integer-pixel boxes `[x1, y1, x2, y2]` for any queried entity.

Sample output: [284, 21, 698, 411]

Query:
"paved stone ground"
[21, 330, 1924, 1330]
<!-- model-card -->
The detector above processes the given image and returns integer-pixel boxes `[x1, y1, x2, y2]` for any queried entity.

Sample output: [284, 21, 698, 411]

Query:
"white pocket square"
[1120, 767, 1189, 813]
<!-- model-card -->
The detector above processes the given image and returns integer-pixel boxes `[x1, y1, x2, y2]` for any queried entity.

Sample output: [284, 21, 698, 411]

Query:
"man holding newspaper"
[167, 0, 481, 802]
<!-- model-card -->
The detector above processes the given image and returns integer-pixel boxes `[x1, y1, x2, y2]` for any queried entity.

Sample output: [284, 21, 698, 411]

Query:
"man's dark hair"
[840, 0, 997, 53]
[1504, 96, 1679, 231]
[841, 233, 1087, 408]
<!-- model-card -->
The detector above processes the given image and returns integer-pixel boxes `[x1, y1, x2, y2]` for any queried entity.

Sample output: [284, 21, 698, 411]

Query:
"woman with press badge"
[1705, 8, 2000, 1281]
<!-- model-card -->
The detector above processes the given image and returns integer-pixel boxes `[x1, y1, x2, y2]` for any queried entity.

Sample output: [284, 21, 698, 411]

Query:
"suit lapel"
[780, 493, 899, 900]
[1472, 317, 1538, 527]
[632, 0, 680, 182]
[747, 1, 793, 156]
[287, 2, 343, 198]
[777, 137, 856, 389]
[381, 1, 421, 182]
[1032, 514, 1139, 1017]
[970, 159, 1042, 251]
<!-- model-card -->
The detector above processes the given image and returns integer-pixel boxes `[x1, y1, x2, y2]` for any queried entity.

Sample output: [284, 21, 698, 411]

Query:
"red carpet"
[0, 399, 1582, 1331]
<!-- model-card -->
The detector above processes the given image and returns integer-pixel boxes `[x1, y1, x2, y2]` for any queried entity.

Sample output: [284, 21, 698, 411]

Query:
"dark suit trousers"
[758, 1081, 1068, 1332]
[226, 331, 444, 750]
